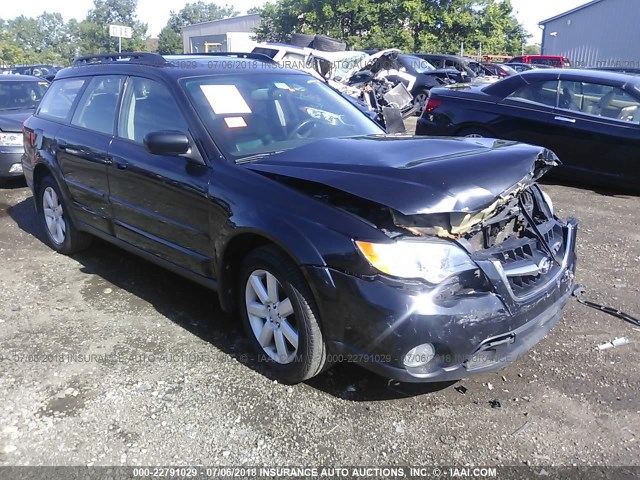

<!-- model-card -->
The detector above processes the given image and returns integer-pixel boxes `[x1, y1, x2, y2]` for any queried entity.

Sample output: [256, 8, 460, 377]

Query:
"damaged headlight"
[355, 239, 477, 284]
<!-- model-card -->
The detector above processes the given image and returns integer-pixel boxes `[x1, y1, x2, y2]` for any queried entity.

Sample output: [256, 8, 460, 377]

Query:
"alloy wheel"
[414, 93, 428, 112]
[244, 269, 299, 364]
[42, 186, 66, 245]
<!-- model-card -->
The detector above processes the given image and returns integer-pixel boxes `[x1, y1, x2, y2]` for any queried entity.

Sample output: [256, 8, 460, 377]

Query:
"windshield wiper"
[235, 151, 284, 164]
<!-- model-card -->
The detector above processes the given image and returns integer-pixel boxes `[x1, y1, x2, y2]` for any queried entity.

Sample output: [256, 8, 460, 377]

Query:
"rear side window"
[118, 77, 189, 144]
[508, 80, 559, 107]
[36, 78, 86, 121]
[71, 75, 125, 135]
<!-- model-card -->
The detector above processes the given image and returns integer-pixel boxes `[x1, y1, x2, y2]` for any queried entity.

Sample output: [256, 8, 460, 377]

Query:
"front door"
[550, 79, 640, 183]
[108, 76, 213, 277]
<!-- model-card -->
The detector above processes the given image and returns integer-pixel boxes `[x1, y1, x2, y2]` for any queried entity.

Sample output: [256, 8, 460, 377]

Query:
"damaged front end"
[248, 142, 577, 381]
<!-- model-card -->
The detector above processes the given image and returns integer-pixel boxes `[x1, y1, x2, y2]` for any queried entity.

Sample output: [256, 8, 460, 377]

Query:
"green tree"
[254, 0, 529, 55]
[77, 0, 148, 55]
[158, 1, 239, 54]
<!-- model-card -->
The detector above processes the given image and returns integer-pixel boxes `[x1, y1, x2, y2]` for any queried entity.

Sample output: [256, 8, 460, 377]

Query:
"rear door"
[108, 76, 213, 276]
[496, 79, 563, 151]
[54, 75, 125, 232]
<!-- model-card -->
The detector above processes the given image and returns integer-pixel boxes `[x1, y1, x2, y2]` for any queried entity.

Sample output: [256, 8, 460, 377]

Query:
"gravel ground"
[1, 128, 639, 467]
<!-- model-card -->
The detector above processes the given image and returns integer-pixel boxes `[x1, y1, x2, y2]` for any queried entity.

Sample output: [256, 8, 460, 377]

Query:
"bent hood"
[245, 135, 558, 215]
[0, 109, 34, 132]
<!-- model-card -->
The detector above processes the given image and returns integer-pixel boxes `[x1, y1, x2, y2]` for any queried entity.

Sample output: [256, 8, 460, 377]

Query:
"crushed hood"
[245, 135, 558, 216]
[0, 109, 33, 132]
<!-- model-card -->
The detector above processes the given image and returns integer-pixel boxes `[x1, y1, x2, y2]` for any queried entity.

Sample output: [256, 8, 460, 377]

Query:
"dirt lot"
[1, 126, 639, 467]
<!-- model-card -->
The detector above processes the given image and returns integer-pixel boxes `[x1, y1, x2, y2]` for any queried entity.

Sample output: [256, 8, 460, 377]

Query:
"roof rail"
[72, 52, 168, 67]
[173, 52, 277, 64]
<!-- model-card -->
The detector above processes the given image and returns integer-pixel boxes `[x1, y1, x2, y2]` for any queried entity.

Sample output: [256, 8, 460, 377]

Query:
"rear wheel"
[37, 176, 92, 254]
[457, 127, 493, 138]
[238, 246, 327, 384]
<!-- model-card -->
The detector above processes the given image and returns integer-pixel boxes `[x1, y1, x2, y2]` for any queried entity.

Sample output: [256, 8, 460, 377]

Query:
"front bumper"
[0, 148, 24, 178]
[306, 220, 577, 383]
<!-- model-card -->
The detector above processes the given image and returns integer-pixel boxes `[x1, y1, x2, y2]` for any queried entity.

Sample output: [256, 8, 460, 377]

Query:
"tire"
[238, 246, 327, 384]
[312, 34, 346, 52]
[413, 89, 430, 114]
[37, 175, 92, 254]
[290, 33, 315, 48]
[457, 127, 494, 138]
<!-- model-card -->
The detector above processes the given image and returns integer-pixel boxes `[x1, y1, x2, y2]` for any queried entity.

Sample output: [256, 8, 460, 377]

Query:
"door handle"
[554, 116, 576, 124]
[57, 141, 81, 155]
[115, 160, 129, 170]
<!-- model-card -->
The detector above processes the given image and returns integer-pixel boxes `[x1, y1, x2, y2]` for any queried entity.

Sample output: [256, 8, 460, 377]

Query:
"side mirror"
[143, 131, 190, 156]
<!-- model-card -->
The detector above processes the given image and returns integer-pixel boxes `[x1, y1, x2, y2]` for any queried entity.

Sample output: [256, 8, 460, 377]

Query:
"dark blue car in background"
[416, 69, 640, 189]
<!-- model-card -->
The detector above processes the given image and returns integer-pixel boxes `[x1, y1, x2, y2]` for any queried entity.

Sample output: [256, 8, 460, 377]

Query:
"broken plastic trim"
[572, 285, 640, 327]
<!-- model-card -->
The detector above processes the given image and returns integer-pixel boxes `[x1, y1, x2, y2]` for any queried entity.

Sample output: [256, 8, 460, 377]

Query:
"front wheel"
[37, 176, 92, 254]
[238, 246, 327, 384]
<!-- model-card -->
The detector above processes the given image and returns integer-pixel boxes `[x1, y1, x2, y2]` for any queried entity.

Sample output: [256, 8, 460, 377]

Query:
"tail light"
[23, 126, 36, 147]
[424, 97, 443, 113]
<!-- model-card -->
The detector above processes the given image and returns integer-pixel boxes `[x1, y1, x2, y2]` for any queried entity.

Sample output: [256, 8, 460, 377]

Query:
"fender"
[215, 207, 356, 314]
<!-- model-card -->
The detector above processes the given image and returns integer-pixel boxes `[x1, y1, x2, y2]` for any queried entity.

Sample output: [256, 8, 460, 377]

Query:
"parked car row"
[16, 51, 579, 385]
[4, 64, 61, 82]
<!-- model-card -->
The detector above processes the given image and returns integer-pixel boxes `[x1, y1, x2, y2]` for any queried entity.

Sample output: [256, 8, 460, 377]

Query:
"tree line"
[254, 0, 531, 55]
[0, 0, 533, 66]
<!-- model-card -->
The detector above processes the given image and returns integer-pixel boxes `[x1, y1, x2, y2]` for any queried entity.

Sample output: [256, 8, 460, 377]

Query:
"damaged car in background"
[251, 44, 420, 132]
[346, 49, 461, 113]
[23, 54, 578, 385]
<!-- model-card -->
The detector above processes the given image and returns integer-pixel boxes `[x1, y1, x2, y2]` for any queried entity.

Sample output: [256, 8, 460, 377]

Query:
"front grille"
[485, 221, 565, 298]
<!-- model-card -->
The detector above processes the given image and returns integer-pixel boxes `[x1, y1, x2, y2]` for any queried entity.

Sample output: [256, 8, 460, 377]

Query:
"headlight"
[355, 239, 477, 284]
[0, 132, 22, 146]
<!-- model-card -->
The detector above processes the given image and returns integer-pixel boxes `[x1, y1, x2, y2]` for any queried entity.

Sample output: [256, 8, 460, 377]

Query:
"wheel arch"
[455, 124, 497, 137]
[216, 227, 325, 315]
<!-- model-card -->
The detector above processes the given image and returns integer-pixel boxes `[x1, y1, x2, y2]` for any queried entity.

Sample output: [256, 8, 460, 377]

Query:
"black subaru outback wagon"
[22, 52, 577, 384]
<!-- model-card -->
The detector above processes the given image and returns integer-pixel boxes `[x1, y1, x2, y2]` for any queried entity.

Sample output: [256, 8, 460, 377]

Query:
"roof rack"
[173, 52, 277, 64]
[72, 52, 169, 67]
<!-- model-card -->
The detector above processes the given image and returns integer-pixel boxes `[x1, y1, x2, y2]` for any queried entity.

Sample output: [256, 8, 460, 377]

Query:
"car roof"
[54, 52, 305, 81]
[482, 68, 640, 97]
[520, 68, 640, 84]
[0, 74, 43, 82]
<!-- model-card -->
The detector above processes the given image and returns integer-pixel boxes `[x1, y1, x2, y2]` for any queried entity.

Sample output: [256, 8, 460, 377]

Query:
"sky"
[2, 0, 590, 41]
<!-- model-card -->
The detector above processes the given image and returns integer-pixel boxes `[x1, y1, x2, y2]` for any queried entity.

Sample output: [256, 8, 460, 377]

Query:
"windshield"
[182, 73, 384, 161]
[0, 80, 49, 110]
[399, 55, 436, 73]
